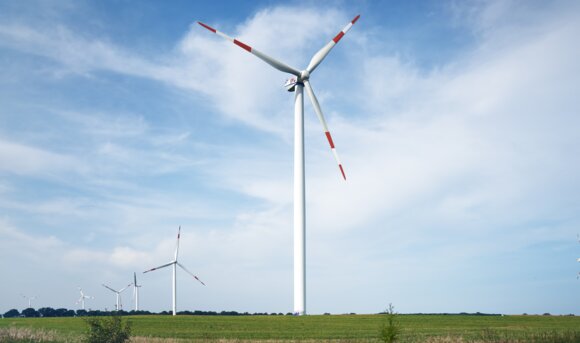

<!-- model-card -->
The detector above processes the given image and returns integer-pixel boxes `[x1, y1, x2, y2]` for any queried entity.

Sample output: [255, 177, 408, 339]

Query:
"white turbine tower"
[198, 14, 360, 315]
[20, 294, 36, 308]
[132, 272, 142, 311]
[76, 288, 93, 310]
[143, 226, 205, 316]
[102, 283, 131, 311]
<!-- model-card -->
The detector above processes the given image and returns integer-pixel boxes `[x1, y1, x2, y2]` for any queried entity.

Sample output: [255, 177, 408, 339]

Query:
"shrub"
[83, 315, 131, 343]
[379, 303, 401, 343]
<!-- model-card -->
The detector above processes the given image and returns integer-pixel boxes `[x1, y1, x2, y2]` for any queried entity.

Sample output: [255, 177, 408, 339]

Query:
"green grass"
[1, 314, 579, 342]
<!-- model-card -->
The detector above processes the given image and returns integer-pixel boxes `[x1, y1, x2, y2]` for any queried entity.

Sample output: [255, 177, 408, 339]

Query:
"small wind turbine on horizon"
[198, 14, 360, 315]
[76, 288, 93, 310]
[20, 294, 36, 308]
[102, 283, 131, 311]
[132, 272, 142, 311]
[143, 226, 205, 316]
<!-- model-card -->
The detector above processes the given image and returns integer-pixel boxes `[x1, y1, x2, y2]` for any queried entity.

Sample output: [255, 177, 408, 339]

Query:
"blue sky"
[1, 0, 579, 315]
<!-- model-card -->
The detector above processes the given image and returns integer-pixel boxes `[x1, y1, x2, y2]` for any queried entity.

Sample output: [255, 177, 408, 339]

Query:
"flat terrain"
[1, 314, 579, 342]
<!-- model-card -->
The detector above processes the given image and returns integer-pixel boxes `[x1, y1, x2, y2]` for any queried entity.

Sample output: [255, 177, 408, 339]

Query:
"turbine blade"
[143, 261, 175, 273]
[197, 21, 301, 77]
[306, 14, 360, 74]
[304, 80, 346, 180]
[177, 262, 206, 286]
[119, 284, 132, 293]
[134, 272, 137, 286]
[174, 226, 181, 261]
[102, 284, 117, 293]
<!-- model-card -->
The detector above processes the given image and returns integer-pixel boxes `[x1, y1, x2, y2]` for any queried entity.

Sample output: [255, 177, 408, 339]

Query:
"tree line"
[2, 308, 295, 318]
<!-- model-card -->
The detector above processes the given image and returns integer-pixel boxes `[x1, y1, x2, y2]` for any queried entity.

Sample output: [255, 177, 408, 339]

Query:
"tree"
[54, 308, 75, 317]
[38, 307, 57, 317]
[21, 308, 39, 317]
[379, 304, 401, 343]
[3, 309, 20, 318]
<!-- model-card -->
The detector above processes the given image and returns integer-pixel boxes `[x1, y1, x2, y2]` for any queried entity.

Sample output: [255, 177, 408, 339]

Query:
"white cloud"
[0, 138, 80, 175]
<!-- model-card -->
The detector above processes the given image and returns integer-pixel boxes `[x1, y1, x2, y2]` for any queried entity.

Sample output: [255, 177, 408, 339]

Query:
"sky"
[1, 0, 579, 315]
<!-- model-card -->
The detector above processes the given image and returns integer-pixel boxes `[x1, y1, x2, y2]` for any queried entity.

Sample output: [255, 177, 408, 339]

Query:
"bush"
[83, 315, 131, 343]
[379, 303, 401, 343]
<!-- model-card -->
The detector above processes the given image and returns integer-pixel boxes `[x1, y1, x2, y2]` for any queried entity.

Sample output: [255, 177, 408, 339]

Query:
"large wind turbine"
[132, 272, 142, 311]
[143, 226, 205, 316]
[20, 294, 36, 308]
[102, 283, 131, 311]
[76, 288, 93, 310]
[198, 14, 359, 315]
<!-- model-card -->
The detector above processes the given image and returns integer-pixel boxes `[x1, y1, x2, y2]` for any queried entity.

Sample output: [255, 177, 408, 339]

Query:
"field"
[1, 314, 580, 342]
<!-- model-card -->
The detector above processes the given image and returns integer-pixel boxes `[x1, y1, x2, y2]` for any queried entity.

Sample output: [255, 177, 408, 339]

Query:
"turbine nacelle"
[285, 70, 311, 92]
[284, 77, 298, 92]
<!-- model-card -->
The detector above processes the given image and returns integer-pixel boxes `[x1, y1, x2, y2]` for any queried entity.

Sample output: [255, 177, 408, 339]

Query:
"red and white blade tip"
[197, 21, 253, 52]
[339, 165, 346, 180]
[197, 21, 216, 33]
[324, 131, 346, 180]
[333, 14, 361, 44]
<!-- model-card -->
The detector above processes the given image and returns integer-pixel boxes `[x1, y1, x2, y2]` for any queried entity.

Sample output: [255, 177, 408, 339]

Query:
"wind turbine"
[132, 272, 142, 311]
[20, 294, 36, 308]
[143, 226, 205, 316]
[102, 283, 131, 311]
[197, 14, 360, 315]
[76, 288, 93, 310]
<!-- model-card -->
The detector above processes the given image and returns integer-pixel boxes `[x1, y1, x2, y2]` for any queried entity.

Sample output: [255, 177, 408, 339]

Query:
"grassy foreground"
[1, 314, 579, 342]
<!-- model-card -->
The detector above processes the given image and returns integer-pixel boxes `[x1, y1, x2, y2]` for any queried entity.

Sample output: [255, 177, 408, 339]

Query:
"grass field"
[1, 314, 579, 342]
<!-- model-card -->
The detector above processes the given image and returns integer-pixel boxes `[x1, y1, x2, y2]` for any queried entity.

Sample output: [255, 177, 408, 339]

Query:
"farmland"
[1, 314, 580, 342]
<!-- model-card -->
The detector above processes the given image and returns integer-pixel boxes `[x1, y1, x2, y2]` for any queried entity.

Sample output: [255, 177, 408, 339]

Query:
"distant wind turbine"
[102, 283, 131, 311]
[132, 272, 142, 311]
[20, 294, 36, 308]
[143, 226, 205, 316]
[76, 288, 93, 310]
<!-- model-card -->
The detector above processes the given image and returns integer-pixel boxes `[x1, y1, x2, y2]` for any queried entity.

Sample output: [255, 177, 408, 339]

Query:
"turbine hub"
[300, 70, 310, 81]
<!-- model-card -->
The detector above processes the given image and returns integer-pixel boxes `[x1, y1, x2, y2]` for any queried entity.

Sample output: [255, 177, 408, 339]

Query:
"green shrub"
[379, 303, 400, 343]
[83, 315, 131, 343]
